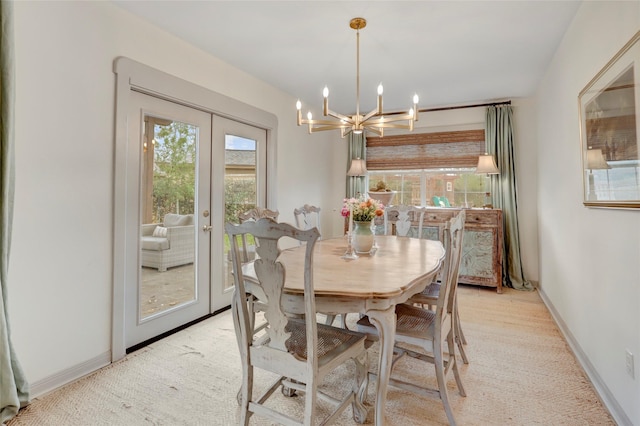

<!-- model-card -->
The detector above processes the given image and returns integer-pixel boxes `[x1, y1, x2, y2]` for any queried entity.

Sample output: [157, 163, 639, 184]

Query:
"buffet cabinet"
[375, 207, 503, 293]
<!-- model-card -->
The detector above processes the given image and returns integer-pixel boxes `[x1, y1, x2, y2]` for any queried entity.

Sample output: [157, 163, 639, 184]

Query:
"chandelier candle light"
[296, 17, 419, 137]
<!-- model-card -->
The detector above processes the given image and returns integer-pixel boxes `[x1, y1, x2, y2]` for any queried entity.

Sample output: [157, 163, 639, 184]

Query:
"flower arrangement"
[341, 195, 385, 222]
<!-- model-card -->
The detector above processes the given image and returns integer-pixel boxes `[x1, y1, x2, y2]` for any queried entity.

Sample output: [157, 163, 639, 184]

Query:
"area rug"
[6, 286, 614, 425]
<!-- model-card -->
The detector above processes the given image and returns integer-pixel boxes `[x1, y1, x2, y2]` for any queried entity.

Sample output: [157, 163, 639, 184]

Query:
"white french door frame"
[113, 57, 278, 361]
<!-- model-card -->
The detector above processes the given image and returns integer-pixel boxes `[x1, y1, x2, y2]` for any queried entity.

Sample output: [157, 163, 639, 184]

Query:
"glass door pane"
[140, 117, 197, 319]
[224, 135, 257, 291]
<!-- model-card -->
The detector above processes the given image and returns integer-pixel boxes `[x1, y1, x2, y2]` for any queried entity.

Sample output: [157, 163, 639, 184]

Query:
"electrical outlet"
[625, 349, 634, 379]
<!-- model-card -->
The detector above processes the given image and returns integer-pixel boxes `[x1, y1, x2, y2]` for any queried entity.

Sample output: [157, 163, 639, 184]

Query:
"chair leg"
[454, 308, 469, 365]
[323, 313, 349, 329]
[239, 363, 253, 425]
[352, 351, 369, 423]
[456, 311, 467, 345]
[434, 338, 457, 426]
[247, 296, 256, 334]
[303, 377, 318, 426]
[232, 298, 254, 424]
[324, 314, 336, 326]
[339, 313, 348, 329]
[455, 296, 467, 345]
[448, 330, 466, 397]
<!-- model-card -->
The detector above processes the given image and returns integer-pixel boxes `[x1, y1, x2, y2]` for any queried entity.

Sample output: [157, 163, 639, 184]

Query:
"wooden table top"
[274, 235, 445, 299]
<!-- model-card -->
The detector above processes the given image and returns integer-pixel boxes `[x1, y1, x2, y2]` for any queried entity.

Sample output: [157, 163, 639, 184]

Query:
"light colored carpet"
[7, 286, 614, 425]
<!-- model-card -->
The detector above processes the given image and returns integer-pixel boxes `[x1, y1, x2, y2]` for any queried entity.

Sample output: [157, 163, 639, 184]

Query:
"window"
[368, 169, 489, 208]
[366, 129, 487, 207]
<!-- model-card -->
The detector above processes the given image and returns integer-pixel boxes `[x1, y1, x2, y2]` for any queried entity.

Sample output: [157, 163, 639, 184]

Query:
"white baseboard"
[29, 351, 111, 399]
[537, 287, 632, 426]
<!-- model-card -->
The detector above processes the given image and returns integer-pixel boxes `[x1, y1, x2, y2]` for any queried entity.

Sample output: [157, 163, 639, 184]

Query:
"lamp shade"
[347, 158, 368, 176]
[586, 148, 610, 170]
[476, 153, 499, 175]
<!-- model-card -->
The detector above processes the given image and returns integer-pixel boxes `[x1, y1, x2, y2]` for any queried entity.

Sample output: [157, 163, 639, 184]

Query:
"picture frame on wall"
[579, 30, 640, 208]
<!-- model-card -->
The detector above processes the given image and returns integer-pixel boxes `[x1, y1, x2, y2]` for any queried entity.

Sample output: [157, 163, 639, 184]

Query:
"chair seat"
[283, 318, 367, 362]
[411, 282, 440, 302]
[356, 304, 437, 341]
[409, 281, 469, 365]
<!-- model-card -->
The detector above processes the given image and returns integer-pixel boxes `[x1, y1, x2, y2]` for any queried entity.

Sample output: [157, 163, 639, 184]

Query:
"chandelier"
[296, 17, 419, 138]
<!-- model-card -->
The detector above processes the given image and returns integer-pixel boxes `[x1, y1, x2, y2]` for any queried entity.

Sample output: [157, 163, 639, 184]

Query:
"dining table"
[247, 234, 445, 425]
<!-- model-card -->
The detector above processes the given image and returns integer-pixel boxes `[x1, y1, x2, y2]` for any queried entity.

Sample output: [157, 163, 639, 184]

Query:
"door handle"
[202, 225, 212, 232]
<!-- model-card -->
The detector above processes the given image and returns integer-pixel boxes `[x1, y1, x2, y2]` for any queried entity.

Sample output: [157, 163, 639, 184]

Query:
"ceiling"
[112, 1, 581, 115]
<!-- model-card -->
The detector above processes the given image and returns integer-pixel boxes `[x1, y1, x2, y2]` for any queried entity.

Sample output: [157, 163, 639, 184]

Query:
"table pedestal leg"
[366, 306, 396, 426]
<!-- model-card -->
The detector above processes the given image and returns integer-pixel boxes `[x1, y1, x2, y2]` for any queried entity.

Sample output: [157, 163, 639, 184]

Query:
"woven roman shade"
[366, 130, 485, 170]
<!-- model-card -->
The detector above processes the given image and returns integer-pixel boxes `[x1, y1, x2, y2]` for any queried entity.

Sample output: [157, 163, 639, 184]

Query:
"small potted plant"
[368, 180, 396, 206]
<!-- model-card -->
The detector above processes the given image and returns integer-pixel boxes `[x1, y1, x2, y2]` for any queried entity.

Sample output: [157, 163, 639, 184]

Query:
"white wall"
[9, 1, 340, 390]
[535, 2, 639, 424]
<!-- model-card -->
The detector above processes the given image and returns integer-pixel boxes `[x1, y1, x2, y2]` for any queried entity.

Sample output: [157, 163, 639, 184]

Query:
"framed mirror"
[579, 31, 640, 208]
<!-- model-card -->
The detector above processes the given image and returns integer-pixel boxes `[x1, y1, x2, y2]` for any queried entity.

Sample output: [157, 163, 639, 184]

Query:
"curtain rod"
[385, 100, 511, 116]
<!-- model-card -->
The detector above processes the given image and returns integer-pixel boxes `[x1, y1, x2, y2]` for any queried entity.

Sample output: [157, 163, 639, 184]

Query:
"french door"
[125, 91, 211, 348]
[213, 116, 267, 308]
[125, 91, 266, 349]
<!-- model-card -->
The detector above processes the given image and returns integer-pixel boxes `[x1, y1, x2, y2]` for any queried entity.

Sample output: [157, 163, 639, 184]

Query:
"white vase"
[353, 220, 374, 253]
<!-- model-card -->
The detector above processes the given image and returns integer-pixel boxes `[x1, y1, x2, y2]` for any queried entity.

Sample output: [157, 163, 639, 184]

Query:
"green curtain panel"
[346, 132, 366, 198]
[485, 105, 533, 291]
[0, 1, 30, 422]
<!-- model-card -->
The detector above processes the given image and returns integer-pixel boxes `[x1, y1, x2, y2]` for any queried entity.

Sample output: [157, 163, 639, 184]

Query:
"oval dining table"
[245, 234, 445, 425]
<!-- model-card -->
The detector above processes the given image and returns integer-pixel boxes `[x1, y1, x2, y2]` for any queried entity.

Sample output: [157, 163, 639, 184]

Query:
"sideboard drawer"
[465, 210, 500, 226]
[423, 211, 454, 223]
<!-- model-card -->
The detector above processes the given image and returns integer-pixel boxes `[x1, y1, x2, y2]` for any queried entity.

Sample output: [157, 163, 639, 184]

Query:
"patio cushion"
[141, 236, 170, 251]
[153, 226, 168, 237]
[164, 214, 193, 227]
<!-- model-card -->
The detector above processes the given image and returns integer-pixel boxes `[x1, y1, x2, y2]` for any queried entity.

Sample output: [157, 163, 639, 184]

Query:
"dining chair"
[238, 207, 280, 262]
[238, 206, 280, 222]
[383, 205, 424, 237]
[293, 204, 348, 327]
[226, 218, 369, 425]
[236, 207, 280, 338]
[411, 211, 469, 364]
[293, 204, 321, 239]
[356, 210, 467, 426]
[384, 204, 468, 360]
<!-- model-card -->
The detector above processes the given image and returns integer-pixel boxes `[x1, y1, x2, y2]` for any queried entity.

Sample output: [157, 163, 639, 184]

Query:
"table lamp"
[586, 147, 610, 200]
[347, 158, 368, 176]
[476, 153, 499, 208]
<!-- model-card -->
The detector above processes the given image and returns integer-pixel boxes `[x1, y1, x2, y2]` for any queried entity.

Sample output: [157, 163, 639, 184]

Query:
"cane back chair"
[226, 218, 369, 425]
